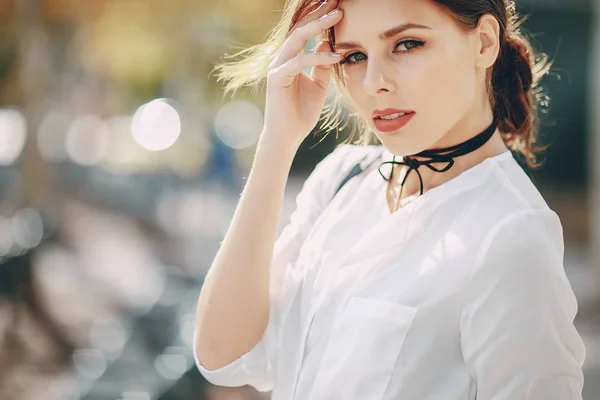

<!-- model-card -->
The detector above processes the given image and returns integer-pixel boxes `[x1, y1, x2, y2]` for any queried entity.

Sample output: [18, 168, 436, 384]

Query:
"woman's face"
[333, 0, 486, 156]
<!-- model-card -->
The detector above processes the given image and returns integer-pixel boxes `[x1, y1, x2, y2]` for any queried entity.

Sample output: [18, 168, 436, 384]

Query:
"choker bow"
[378, 117, 498, 197]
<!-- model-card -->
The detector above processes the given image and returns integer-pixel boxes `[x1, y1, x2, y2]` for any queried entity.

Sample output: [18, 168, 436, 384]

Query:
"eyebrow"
[334, 23, 431, 50]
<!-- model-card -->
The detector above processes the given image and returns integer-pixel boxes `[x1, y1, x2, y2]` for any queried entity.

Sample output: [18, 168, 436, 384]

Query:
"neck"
[389, 114, 508, 201]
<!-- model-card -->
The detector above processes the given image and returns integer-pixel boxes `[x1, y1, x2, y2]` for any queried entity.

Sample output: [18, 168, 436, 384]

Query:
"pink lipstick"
[372, 108, 415, 133]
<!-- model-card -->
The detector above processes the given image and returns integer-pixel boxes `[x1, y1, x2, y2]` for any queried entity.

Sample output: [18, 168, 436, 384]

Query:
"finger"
[293, 0, 339, 31]
[273, 8, 343, 69]
[295, 0, 325, 23]
[310, 41, 337, 90]
[273, 51, 342, 87]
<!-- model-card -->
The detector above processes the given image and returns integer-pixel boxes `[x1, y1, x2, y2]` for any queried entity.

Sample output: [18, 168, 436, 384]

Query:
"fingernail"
[329, 52, 341, 57]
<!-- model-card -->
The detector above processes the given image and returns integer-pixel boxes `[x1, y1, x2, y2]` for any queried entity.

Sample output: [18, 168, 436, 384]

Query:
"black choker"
[378, 117, 498, 197]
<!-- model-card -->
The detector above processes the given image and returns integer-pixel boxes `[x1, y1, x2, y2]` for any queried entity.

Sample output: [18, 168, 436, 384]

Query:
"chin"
[376, 130, 429, 157]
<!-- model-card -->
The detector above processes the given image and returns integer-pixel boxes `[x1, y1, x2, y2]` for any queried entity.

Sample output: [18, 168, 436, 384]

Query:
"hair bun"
[492, 35, 537, 150]
[504, 37, 534, 92]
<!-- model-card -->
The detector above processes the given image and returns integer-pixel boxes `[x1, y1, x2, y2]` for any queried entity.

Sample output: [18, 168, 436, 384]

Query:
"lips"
[372, 109, 415, 133]
[372, 108, 415, 119]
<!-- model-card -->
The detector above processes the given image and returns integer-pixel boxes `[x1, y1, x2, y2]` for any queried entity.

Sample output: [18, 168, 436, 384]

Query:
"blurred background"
[0, 0, 598, 399]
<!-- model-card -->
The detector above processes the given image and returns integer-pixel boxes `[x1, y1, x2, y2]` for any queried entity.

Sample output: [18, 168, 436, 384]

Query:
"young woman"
[194, 0, 586, 398]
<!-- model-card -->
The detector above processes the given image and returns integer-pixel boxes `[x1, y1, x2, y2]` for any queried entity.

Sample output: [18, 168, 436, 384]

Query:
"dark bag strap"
[330, 147, 385, 203]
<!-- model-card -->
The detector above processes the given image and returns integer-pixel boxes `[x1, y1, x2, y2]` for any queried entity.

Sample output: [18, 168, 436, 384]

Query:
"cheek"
[343, 68, 369, 109]
[415, 49, 477, 119]
[438, 48, 476, 99]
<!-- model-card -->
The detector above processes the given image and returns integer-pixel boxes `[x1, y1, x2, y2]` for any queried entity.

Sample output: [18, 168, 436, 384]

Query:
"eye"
[340, 51, 367, 65]
[339, 39, 425, 66]
[396, 39, 423, 52]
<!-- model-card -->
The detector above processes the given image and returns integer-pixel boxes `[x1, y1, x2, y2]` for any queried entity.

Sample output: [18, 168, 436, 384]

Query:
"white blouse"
[195, 144, 586, 399]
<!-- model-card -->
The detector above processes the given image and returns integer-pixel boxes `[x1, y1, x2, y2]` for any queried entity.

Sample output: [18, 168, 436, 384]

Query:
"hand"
[262, 0, 344, 151]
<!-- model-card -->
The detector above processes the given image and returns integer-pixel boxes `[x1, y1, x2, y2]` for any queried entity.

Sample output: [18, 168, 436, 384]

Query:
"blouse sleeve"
[459, 209, 586, 400]
[195, 144, 354, 391]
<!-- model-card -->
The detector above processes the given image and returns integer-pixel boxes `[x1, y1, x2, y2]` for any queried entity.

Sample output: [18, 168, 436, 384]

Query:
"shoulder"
[475, 208, 564, 266]
[449, 152, 561, 245]
[307, 143, 383, 188]
[438, 154, 566, 280]
[460, 208, 571, 315]
[295, 143, 383, 212]
[318, 143, 383, 171]
[471, 153, 550, 211]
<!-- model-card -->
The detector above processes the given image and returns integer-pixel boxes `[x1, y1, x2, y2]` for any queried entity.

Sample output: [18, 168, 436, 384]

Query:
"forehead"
[338, 0, 437, 15]
[334, 0, 453, 38]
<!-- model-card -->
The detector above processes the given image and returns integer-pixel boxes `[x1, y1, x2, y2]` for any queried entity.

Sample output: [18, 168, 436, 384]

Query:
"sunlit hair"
[212, 0, 552, 167]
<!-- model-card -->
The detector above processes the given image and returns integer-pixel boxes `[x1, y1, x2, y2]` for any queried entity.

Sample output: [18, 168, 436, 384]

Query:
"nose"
[363, 57, 397, 96]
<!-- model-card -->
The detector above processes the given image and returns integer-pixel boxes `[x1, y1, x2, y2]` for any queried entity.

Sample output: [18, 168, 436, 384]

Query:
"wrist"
[258, 129, 301, 158]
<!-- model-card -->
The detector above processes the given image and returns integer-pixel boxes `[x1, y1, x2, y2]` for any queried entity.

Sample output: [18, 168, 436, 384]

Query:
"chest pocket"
[308, 296, 417, 400]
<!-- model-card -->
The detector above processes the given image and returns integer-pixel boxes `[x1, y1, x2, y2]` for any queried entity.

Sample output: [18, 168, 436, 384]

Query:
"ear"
[474, 14, 501, 69]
